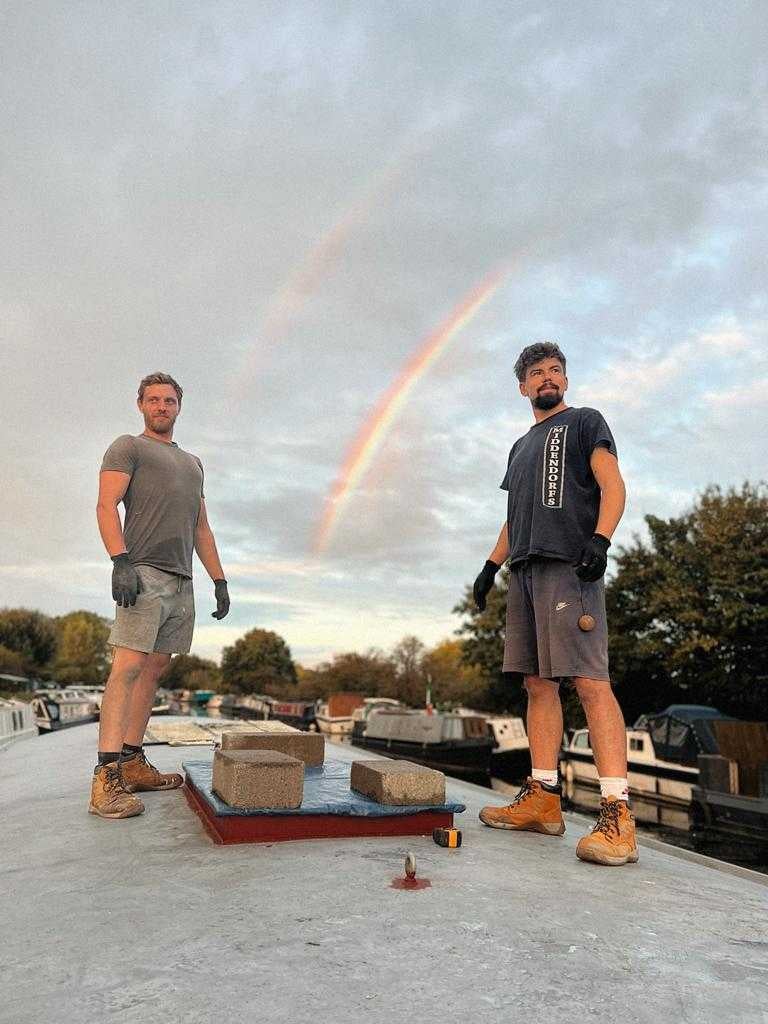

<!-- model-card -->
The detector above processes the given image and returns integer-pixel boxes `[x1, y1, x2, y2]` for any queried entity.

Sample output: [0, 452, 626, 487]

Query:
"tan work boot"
[120, 750, 183, 792]
[576, 796, 639, 866]
[479, 777, 565, 836]
[88, 763, 145, 819]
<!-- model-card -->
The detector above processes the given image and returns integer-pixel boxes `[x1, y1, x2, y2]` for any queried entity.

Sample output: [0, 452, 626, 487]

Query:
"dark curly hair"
[513, 342, 567, 382]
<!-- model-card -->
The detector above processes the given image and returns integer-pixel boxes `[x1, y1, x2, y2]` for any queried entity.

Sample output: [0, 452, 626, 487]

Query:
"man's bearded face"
[138, 385, 180, 434]
[521, 359, 567, 409]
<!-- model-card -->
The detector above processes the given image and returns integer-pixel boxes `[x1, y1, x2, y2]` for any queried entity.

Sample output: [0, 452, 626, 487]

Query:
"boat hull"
[561, 748, 698, 807]
[350, 732, 494, 777]
[490, 747, 531, 781]
[689, 785, 768, 862]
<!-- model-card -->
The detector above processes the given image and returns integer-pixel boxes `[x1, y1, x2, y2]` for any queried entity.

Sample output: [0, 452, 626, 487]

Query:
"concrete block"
[220, 729, 324, 766]
[350, 759, 445, 806]
[212, 749, 303, 809]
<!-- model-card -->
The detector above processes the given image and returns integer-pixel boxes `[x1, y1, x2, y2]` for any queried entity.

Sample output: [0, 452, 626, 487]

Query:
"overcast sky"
[1, 2, 766, 666]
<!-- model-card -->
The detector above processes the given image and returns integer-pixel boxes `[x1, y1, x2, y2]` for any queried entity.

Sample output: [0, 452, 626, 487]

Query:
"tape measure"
[433, 827, 462, 848]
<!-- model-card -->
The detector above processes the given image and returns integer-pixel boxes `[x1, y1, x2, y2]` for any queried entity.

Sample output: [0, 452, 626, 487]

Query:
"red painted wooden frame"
[183, 779, 455, 846]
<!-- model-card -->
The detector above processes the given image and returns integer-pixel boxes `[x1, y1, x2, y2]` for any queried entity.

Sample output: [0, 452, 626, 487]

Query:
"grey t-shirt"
[101, 434, 205, 578]
[500, 406, 617, 566]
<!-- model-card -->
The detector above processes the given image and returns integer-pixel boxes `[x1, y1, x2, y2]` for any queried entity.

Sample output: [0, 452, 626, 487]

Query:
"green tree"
[607, 483, 768, 722]
[0, 644, 27, 677]
[422, 639, 485, 707]
[391, 635, 427, 706]
[53, 610, 111, 684]
[159, 654, 222, 692]
[0, 608, 58, 675]
[221, 629, 297, 696]
[296, 650, 397, 701]
[186, 667, 222, 693]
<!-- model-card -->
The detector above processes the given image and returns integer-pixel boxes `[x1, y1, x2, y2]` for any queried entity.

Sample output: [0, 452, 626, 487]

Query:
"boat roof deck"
[2, 722, 766, 1024]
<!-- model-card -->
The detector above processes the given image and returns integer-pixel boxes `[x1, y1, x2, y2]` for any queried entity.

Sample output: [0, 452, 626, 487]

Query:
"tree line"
[1, 484, 765, 722]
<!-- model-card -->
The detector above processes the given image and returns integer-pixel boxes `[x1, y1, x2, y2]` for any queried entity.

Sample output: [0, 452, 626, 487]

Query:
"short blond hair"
[137, 372, 183, 403]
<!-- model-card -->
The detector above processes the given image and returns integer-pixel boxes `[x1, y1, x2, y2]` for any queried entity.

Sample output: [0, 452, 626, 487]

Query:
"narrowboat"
[351, 706, 495, 777]
[0, 698, 37, 749]
[270, 699, 318, 731]
[32, 689, 100, 733]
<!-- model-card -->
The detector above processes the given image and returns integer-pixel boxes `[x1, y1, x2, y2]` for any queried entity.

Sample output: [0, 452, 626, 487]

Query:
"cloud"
[2, 3, 767, 662]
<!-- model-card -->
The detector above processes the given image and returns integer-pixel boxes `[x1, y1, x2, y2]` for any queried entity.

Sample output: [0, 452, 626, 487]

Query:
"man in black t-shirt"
[475, 342, 638, 866]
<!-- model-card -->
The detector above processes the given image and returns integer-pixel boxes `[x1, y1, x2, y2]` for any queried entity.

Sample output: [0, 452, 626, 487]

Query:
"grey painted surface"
[2, 724, 767, 1024]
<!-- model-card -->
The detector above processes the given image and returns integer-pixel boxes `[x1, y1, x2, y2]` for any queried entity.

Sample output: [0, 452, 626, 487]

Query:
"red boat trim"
[182, 778, 454, 846]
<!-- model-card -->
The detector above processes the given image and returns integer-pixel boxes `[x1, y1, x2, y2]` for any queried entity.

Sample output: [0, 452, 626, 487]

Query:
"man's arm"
[489, 521, 510, 564]
[195, 499, 229, 620]
[97, 470, 143, 606]
[96, 471, 131, 556]
[591, 447, 626, 539]
[194, 499, 226, 581]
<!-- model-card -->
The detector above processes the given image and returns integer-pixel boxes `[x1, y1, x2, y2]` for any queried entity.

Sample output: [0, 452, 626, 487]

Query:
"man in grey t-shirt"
[474, 342, 638, 866]
[90, 371, 230, 820]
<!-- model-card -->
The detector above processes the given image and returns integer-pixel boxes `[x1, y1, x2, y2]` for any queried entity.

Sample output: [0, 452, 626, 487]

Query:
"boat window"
[629, 737, 645, 752]
[443, 718, 463, 740]
[574, 732, 590, 749]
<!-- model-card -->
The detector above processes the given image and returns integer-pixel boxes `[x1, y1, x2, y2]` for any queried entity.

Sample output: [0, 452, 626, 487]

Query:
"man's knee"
[574, 676, 615, 706]
[524, 675, 560, 701]
[107, 649, 149, 687]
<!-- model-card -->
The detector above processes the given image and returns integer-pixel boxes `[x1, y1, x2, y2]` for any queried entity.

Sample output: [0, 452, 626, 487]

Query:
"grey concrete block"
[350, 759, 445, 806]
[220, 729, 324, 766]
[212, 749, 303, 809]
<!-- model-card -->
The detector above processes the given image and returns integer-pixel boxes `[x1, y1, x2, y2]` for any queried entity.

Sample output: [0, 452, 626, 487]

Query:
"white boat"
[561, 724, 700, 811]
[32, 690, 100, 733]
[454, 707, 529, 778]
[0, 698, 37, 749]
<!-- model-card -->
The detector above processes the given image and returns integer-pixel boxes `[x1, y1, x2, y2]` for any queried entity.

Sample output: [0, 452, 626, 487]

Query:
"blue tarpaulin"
[183, 758, 466, 817]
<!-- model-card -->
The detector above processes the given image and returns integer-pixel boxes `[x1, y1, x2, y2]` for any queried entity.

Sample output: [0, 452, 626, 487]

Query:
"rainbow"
[233, 127, 444, 399]
[313, 267, 508, 555]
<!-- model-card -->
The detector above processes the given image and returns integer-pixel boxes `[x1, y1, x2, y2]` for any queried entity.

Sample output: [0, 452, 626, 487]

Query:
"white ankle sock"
[599, 777, 629, 801]
[531, 767, 559, 787]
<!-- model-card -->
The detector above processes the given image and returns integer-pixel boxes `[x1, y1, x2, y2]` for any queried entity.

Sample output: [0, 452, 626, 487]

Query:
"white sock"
[531, 767, 559, 787]
[599, 777, 629, 802]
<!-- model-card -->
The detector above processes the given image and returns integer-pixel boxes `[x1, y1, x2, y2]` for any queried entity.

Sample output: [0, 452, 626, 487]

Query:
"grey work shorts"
[503, 558, 610, 682]
[108, 564, 195, 655]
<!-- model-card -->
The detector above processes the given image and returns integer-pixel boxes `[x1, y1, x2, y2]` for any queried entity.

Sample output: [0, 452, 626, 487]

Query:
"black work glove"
[111, 553, 140, 607]
[212, 579, 230, 620]
[574, 534, 610, 582]
[473, 560, 500, 611]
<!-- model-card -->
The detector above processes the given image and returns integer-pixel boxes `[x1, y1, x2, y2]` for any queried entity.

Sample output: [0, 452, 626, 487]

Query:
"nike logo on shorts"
[555, 601, 569, 611]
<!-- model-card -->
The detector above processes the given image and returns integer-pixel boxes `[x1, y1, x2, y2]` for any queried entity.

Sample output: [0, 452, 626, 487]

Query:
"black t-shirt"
[500, 406, 617, 565]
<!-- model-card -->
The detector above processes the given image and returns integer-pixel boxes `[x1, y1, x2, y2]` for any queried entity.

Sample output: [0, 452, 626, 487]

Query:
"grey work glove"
[574, 534, 611, 582]
[212, 579, 230, 619]
[473, 560, 500, 611]
[111, 553, 141, 607]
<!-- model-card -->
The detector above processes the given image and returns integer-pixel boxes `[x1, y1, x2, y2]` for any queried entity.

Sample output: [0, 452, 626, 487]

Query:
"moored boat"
[270, 699, 318, 731]
[231, 694, 274, 721]
[351, 707, 495, 777]
[487, 715, 530, 779]
[0, 697, 37, 749]
[315, 692, 366, 736]
[454, 707, 530, 779]
[688, 718, 768, 862]
[32, 690, 100, 733]
[560, 705, 738, 828]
